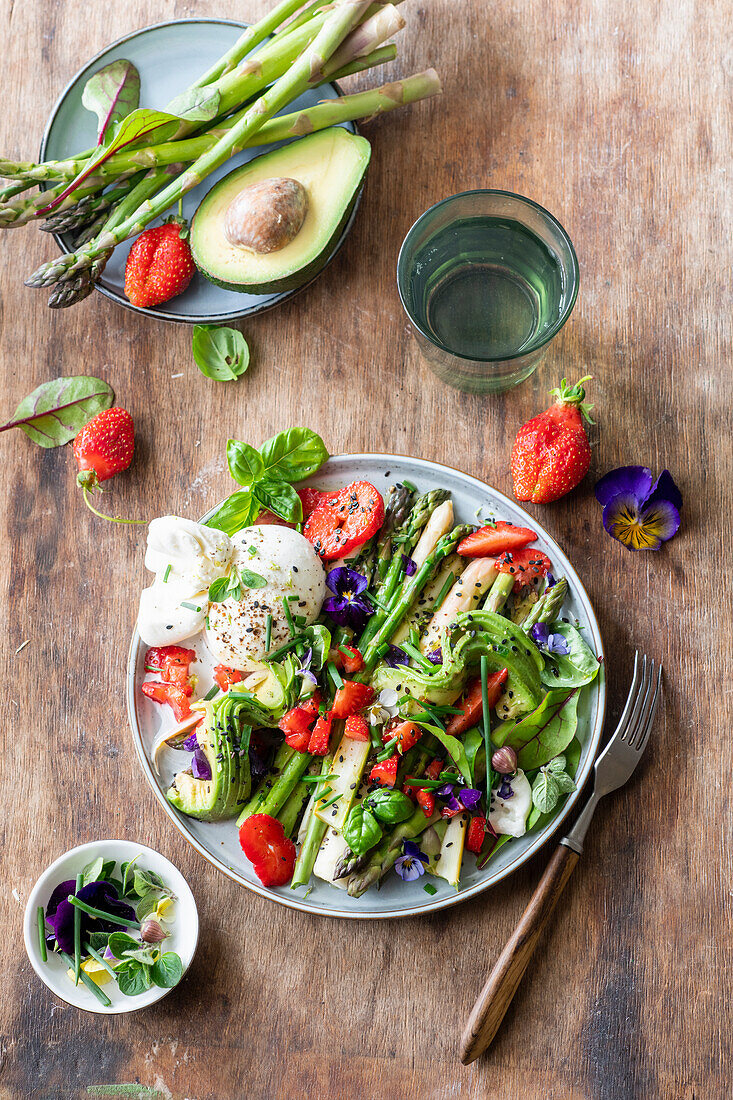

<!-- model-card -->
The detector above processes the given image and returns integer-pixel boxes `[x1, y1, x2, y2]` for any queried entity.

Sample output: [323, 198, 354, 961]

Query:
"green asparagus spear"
[347, 807, 441, 896]
[189, 0, 308, 89]
[278, 775, 312, 837]
[238, 749, 312, 826]
[520, 577, 569, 631]
[290, 752, 334, 888]
[481, 572, 515, 614]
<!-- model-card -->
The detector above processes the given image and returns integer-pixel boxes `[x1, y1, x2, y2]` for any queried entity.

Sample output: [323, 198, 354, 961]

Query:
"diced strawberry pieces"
[416, 789, 435, 817]
[495, 548, 553, 592]
[466, 816, 488, 854]
[308, 712, 333, 755]
[299, 691, 322, 719]
[279, 706, 315, 752]
[331, 680, 374, 719]
[141, 680, 192, 722]
[457, 522, 537, 558]
[384, 720, 422, 755]
[330, 644, 364, 674]
[213, 665, 244, 692]
[239, 813, 296, 887]
[145, 646, 196, 696]
[369, 754, 399, 788]
[344, 715, 370, 741]
[425, 758, 444, 780]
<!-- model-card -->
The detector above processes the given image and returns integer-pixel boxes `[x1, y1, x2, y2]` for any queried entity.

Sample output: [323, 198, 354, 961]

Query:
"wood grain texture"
[0, 0, 731, 1098]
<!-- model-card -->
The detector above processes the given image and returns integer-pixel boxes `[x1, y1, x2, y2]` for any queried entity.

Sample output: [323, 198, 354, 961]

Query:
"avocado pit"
[223, 176, 308, 254]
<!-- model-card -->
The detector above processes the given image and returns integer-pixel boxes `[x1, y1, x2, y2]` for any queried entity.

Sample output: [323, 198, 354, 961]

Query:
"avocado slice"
[191, 127, 371, 294]
[166, 698, 251, 821]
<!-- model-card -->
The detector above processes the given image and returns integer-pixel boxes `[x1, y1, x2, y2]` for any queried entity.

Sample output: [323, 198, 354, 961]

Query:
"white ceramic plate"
[39, 19, 360, 324]
[23, 840, 198, 1013]
[126, 454, 606, 919]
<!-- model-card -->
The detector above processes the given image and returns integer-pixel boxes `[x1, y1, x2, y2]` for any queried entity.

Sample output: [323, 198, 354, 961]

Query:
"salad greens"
[192, 325, 250, 382]
[0, 375, 114, 447]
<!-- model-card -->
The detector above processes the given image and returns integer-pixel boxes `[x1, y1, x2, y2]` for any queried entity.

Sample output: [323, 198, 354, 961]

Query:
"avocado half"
[190, 127, 371, 295]
[166, 699, 251, 822]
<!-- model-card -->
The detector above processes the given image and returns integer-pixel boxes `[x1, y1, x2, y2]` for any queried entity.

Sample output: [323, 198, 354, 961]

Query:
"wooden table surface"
[1, 1, 731, 1097]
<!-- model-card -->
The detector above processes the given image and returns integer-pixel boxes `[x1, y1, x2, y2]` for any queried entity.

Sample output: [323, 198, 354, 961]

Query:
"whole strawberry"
[73, 407, 144, 524]
[510, 377, 594, 503]
[124, 218, 195, 308]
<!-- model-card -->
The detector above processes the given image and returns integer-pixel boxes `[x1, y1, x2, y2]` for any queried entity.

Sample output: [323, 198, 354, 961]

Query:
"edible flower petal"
[595, 466, 682, 551]
[384, 645, 409, 668]
[530, 622, 570, 656]
[295, 647, 318, 687]
[323, 566, 374, 629]
[458, 788, 482, 811]
[426, 648, 443, 665]
[401, 555, 417, 577]
[395, 840, 429, 881]
[46, 881, 136, 954]
[182, 730, 198, 751]
[191, 747, 212, 781]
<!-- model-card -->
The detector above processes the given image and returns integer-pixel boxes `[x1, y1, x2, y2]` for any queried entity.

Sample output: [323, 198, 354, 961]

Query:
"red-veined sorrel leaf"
[81, 59, 141, 144]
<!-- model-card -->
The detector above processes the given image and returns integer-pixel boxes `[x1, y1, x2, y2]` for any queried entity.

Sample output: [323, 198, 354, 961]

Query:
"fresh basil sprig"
[205, 427, 329, 534]
[208, 564, 267, 604]
[530, 754, 577, 814]
[364, 789, 414, 824]
[192, 325, 250, 382]
[0, 375, 114, 448]
[343, 804, 383, 856]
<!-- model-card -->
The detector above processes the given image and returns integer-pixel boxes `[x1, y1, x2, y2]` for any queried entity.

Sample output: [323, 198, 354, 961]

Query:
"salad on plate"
[135, 429, 600, 902]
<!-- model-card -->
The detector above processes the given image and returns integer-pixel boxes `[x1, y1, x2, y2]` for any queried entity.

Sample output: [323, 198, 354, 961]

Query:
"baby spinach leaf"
[107, 931, 140, 960]
[259, 427, 329, 482]
[116, 962, 149, 996]
[417, 723, 472, 786]
[81, 856, 104, 886]
[151, 951, 183, 989]
[540, 622, 599, 688]
[0, 375, 114, 448]
[365, 789, 414, 824]
[205, 489, 260, 536]
[254, 477, 302, 523]
[463, 727, 485, 787]
[193, 327, 250, 382]
[81, 59, 140, 144]
[343, 804, 382, 855]
[495, 688, 580, 771]
[227, 439, 264, 486]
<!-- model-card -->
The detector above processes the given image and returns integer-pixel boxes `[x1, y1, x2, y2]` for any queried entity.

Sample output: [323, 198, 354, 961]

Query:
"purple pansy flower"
[401, 555, 417, 577]
[395, 840, 429, 881]
[595, 466, 682, 551]
[295, 647, 318, 688]
[384, 644, 409, 668]
[426, 648, 443, 665]
[182, 729, 198, 751]
[458, 788, 482, 811]
[191, 747, 212, 781]
[530, 622, 570, 656]
[545, 572, 556, 588]
[497, 776, 515, 800]
[323, 567, 374, 630]
[45, 880, 136, 954]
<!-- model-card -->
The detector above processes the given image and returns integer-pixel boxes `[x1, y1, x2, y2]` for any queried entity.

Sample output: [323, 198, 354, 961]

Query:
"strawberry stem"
[549, 376, 595, 423]
[80, 485, 146, 525]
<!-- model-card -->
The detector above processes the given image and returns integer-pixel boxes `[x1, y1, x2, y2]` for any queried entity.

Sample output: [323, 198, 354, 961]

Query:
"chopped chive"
[73, 873, 83, 986]
[376, 642, 390, 657]
[316, 785, 333, 801]
[265, 613, 272, 652]
[411, 710, 445, 730]
[283, 596, 296, 637]
[302, 772, 337, 783]
[59, 951, 111, 1006]
[37, 906, 47, 962]
[376, 736, 399, 761]
[402, 479, 417, 492]
[286, 594, 300, 601]
[319, 791, 343, 810]
[367, 591, 391, 612]
[67, 895, 141, 930]
[247, 546, 257, 557]
[294, 615, 307, 627]
[337, 645, 354, 659]
[480, 655, 495, 805]
[432, 573, 455, 611]
[400, 641, 435, 672]
[163, 564, 172, 583]
[326, 662, 343, 690]
[403, 778, 444, 789]
[84, 942, 117, 978]
[205, 616, 210, 629]
[266, 637, 301, 661]
[203, 685, 219, 701]
[227, 690, 255, 701]
[296, 522, 303, 534]
[409, 626, 420, 647]
[423, 882, 437, 895]
[181, 600, 201, 612]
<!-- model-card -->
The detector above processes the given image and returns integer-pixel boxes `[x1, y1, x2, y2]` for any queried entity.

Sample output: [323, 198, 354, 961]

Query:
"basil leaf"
[494, 688, 580, 771]
[116, 962, 149, 997]
[150, 951, 183, 989]
[254, 477, 302, 523]
[259, 427, 329, 483]
[193, 327, 250, 383]
[227, 439, 264, 486]
[417, 723, 472, 786]
[239, 568, 267, 589]
[540, 622, 599, 688]
[300, 624, 331, 671]
[204, 490, 260, 536]
[107, 931, 140, 960]
[364, 789, 414, 824]
[81, 59, 140, 144]
[0, 375, 114, 448]
[81, 856, 104, 886]
[343, 804, 383, 856]
[208, 576, 230, 603]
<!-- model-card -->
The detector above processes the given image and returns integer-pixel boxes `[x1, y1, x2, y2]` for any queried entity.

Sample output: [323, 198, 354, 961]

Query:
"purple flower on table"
[323, 567, 374, 630]
[191, 747, 212, 781]
[426, 648, 443, 665]
[401, 555, 417, 577]
[530, 622, 570, 656]
[384, 645, 409, 668]
[45, 880, 136, 954]
[295, 647, 318, 688]
[594, 466, 682, 551]
[395, 840, 429, 881]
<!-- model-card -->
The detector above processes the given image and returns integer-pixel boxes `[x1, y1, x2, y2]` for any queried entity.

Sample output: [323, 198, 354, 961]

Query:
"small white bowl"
[23, 840, 198, 1014]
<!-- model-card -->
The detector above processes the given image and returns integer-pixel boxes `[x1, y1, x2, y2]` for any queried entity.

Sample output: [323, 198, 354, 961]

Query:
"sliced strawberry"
[279, 706, 314, 752]
[299, 691, 322, 719]
[297, 487, 325, 519]
[330, 644, 364, 674]
[495, 548, 553, 592]
[466, 816, 488, 854]
[383, 720, 422, 755]
[303, 481, 384, 560]
[213, 665, 244, 692]
[369, 754, 399, 788]
[308, 712, 333, 755]
[344, 715, 370, 741]
[331, 680, 374, 720]
[457, 521, 537, 558]
[141, 680, 192, 722]
[445, 670, 509, 736]
[239, 813, 296, 887]
[416, 788, 435, 817]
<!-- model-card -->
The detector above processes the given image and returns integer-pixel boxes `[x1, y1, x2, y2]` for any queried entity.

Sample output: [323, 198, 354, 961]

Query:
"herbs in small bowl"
[23, 840, 197, 1013]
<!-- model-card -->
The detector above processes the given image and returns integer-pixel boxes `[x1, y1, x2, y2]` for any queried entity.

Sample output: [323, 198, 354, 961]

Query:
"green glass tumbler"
[397, 190, 579, 394]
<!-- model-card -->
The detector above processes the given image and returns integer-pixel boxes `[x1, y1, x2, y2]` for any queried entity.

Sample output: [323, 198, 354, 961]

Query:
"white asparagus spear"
[410, 500, 454, 569]
[419, 558, 499, 654]
[391, 553, 462, 645]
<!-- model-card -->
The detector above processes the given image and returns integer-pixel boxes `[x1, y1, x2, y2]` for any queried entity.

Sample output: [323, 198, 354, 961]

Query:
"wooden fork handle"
[460, 843, 580, 1064]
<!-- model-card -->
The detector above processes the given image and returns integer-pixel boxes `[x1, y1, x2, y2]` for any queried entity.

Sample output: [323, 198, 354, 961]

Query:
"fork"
[460, 652, 662, 1065]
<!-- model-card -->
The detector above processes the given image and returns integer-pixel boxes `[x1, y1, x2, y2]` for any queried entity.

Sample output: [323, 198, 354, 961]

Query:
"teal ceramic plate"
[39, 19, 360, 324]
[126, 454, 606, 920]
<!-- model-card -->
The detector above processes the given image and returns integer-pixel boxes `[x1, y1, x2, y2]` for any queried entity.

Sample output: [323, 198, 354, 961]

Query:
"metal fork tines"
[562, 652, 662, 855]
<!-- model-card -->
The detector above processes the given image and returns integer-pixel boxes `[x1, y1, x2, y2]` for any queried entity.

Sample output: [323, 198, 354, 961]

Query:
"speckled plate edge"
[126, 453, 606, 919]
[38, 18, 361, 325]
